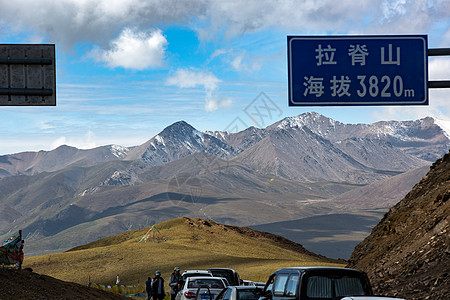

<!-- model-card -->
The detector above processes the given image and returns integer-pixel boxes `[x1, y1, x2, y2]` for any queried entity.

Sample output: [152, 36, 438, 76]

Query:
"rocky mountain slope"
[0, 113, 449, 257]
[1, 113, 448, 181]
[271, 113, 449, 162]
[0, 152, 359, 256]
[124, 121, 234, 163]
[331, 165, 431, 209]
[0, 144, 129, 178]
[347, 151, 450, 299]
[229, 124, 421, 184]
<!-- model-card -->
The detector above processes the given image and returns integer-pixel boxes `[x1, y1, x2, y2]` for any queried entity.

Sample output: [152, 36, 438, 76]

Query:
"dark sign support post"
[287, 35, 446, 106]
[0, 44, 56, 106]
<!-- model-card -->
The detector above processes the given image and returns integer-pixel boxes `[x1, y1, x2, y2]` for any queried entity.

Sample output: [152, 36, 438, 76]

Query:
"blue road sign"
[288, 35, 428, 106]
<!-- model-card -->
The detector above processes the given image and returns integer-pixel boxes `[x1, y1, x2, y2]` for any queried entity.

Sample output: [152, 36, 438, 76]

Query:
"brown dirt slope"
[0, 268, 128, 300]
[347, 151, 450, 299]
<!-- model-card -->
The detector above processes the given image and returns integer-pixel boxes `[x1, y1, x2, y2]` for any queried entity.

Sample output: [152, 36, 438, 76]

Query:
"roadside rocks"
[347, 151, 450, 300]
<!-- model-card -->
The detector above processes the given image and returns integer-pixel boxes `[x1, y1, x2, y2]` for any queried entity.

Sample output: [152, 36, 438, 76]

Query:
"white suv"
[176, 276, 228, 300]
[181, 270, 213, 281]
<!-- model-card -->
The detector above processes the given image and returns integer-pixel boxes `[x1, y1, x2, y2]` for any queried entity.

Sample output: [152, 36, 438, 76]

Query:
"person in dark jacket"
[152, 270, 165, 300]
[146, 277, 153, 300]
[169, 267, 183, 300]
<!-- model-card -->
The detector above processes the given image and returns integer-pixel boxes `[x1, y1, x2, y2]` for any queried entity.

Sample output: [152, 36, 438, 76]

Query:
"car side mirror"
[253, 287, 267, 297]
[253, 288, 262, 296]
[253, 288, 271, 297]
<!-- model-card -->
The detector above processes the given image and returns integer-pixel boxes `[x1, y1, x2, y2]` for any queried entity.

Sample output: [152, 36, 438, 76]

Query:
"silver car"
[215, 286, 259, 300]
[176, 276, 228, 300]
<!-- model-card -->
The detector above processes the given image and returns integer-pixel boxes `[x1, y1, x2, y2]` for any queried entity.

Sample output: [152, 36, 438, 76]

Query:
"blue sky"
[1, 0, 450, 155]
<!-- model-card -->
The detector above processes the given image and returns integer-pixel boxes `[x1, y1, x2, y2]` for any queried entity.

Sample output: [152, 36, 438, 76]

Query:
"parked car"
[242, 280, 255, 286]
[175, 276, 228, 300]
[207, 268, 241, 286]
[256, 267, 376, 300]
[216, 286, 259, 300]
[253, 282, 265, 288]
[182, 270, 213, 281]
[340, 297, 406, 300]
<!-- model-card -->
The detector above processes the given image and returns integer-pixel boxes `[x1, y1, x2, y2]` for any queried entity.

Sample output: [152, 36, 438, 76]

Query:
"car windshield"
[188, 279, 225, 289]
[236, 289, 258, 300]
[209, 270, 234, 285]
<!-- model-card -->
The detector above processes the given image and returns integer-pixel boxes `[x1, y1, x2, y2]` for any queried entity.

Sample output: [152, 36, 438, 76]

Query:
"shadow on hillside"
[251, 211, 387, 260]
[21, 192, 239, 238]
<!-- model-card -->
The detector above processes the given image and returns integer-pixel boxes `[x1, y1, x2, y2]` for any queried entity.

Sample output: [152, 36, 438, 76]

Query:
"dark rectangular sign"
[0, 44, 56, 106]
[288, 35, 428, 106]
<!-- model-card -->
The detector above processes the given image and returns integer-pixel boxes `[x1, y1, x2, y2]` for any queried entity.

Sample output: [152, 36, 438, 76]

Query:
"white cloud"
[205, 97, 233, 112]
[231, 55, 244, 71]
[229, 51, 262, 73]
[210, 49, 227, 60]
[381, 0, 408, 22]
[51, 131, 97, 150]
[429, 57, 450, 80]
[372, 89, 450, 123]
[92, 28, 167, 70]
[0, 0, 199, 49]
[3, 0, 450, 49]
[166, 68, 221, 90]
[443, 28, 450, 46]
[51, 136, 68, 150]
[166, 68, 232, 111]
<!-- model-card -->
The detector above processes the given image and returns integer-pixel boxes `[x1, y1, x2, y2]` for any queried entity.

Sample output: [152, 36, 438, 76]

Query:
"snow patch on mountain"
[434, 118, 450, 139]
[110, 145, 129, 158]
[204, 130, 227, 140]
[276, 112, 339, 139]
[154, 135, 166, 146]
[193, 129, 204, 141]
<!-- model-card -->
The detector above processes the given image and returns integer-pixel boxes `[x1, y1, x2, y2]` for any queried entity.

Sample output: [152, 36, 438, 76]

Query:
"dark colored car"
[207, 268, 241, 286]
[216, 286, 259, 300]
[257, 267, 374, 300]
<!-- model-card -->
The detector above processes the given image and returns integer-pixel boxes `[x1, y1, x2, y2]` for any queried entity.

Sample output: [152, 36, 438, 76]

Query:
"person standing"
[169, 267, 183, 300]
[152, 270, 165, 300]
[146, 276, 153, 300]
[116, 275, 120, 285]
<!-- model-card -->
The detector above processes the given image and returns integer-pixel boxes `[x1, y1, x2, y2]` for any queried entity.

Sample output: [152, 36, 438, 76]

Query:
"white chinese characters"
[303, 76, 324, 97]
[303, 43, 406, 99]
[348, 44, 369, 66]
[381, 44, 401, 65]
[315, 44, 337, 66]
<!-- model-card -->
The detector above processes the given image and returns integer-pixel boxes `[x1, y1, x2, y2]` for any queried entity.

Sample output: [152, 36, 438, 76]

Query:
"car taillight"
[184, 291, 197, 299]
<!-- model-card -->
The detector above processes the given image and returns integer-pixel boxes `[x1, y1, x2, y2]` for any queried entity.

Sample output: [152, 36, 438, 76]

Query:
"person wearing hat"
[169, 267, 183, 300]
[152, 270, 165, 300]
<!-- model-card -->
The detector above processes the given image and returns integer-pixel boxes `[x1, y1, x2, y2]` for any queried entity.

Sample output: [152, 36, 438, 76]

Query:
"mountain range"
[1, 112, 449, 258]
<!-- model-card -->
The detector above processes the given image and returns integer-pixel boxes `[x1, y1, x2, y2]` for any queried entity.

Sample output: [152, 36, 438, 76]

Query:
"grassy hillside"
[23, 217, 344, 287]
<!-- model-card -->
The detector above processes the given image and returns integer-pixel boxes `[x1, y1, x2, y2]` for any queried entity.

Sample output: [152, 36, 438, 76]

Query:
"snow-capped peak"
[193, 129, 204, 141]
[154, 134, 166, 146]
[277, 112, 336, 130]
[110, 145, 129, 158]
[434, 118, 450, 139]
